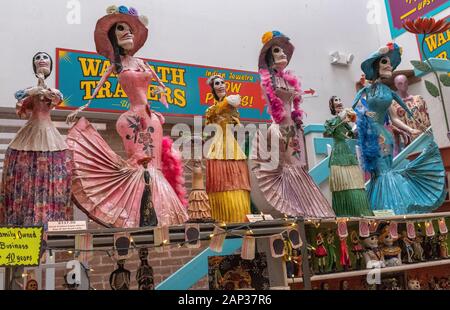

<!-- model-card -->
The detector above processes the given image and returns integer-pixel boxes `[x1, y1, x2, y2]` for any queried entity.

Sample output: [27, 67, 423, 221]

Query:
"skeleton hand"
[66, 102, 90, 124]
[226, 94, 241, 107]
[151, 86, 166, 96]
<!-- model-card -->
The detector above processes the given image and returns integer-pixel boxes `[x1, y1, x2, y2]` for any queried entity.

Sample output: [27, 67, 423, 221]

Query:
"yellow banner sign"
[0, 227, 43, 266]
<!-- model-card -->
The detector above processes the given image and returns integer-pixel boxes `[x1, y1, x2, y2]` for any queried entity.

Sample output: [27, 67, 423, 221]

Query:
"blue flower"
[272, 30, 282, 37]
[15, 89, 27, 100]
[118, 5, 129, 14]
[128, 7, 138, 16]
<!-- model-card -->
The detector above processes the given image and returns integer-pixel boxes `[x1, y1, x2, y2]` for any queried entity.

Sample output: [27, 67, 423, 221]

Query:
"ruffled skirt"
[67, 117, 188, 227]
[1, 148, 72, 227]
[368, 141, 446, 214]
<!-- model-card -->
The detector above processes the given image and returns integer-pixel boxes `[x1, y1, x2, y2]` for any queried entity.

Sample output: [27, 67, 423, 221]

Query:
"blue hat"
[259, 31, 294, 70]
[361, 42, 403, 80]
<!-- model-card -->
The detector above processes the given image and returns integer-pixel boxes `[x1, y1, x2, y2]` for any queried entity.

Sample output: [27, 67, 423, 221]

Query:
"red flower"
[403, 17, 450, 34]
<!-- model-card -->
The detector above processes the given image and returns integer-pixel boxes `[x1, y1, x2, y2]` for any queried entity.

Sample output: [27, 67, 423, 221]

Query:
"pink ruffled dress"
[67, 68, 189, 228]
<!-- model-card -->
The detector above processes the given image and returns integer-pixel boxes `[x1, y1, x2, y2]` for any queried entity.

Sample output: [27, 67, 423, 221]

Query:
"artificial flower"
[106, 5, 118, 14]
[403, 17, 450, 34]
[118, 5, 129, 14]
[128, 7, 138, 16]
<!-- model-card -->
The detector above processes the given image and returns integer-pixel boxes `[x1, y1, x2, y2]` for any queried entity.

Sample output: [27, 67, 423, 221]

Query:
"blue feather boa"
[356, 107, 380, 173]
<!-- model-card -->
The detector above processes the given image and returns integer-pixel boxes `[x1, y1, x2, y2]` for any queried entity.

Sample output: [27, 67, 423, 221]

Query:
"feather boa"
[259, 69, 304, 126]
[161, 136, 188, 206]
[356, 107, 380, 173]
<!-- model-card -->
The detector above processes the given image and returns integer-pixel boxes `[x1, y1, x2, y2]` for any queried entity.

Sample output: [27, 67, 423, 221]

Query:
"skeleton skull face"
[271, 45, 288, 69]
[33, 52, 51, 77]
[26, 279, 38, 290]
[212, 77, 226, 100]
[378, 56, 393, 78]
[363, 235, 379, 249]
[115, 22, 134, 51]
[333, 97, 344, 114]
[408, 279, 421, 290]
[394, 74, 408, 93]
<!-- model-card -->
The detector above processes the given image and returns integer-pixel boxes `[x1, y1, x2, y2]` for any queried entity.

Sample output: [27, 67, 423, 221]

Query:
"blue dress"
[353, 82, 446, 214]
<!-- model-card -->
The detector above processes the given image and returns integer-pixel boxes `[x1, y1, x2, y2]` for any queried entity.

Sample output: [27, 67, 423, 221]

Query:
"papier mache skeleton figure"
[65, 5, 188, 228]
[0, 52, 72, 228]
[250, 30, 334, 219]
[136, 248, 154, 290]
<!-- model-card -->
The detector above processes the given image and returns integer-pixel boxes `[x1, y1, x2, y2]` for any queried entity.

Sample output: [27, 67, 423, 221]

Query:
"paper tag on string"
[359, 219, 370, 237]
[389, 221, 398, 239]
[406, 221, 416, 239]
[287, 227, 303, 249]
[185, 223, 201, 248]
[241, 235, 256, 260]
[425, 220, 435, 237]
[209, 226, 226, 253]
[113, 232, 132, 260]
[337, 219, 348, 238]
[154, 226, 170, 253]
[75, 233, 93, 267]
[438, 218, 448, 234]
[269, 234, 285, 258]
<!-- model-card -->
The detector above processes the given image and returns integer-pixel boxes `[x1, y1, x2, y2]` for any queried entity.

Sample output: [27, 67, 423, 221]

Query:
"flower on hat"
[262, 31, 274, 45]
[118, 5, 129, 14]
[128, 7, 138, 16]
[106, 5, 118, 14]
[139, 15, 149, 26]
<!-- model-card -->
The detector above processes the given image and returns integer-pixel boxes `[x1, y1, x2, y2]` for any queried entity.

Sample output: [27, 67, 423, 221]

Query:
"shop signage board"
[56, 48, 270, 122]
[416, 15, 449, 60]
[0, 227, 43, 267]
[384, 0, 449, 39]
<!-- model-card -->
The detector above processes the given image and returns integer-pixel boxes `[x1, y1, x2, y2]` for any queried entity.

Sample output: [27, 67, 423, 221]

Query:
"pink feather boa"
[161, 136, 188, 207]
[259, 69, 304, 126]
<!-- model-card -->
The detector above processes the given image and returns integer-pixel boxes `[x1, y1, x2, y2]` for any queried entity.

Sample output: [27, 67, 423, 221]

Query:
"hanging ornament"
[287, 226, 303, 249]
[209, 226, 226, 253]
[241, 235, 256, 260]
[406, 221, 416, 239]
[136, 248, 154, 290]
[438, 218, 448, 234]
[25, 278, 38, 290]
[389, 221, 398, 239]
[369, 220, 379, 234]
[337, 218, 348, 238]
[269, 234, 285, 258]
[154, 226, 170, 253]
[425, 220, 435, 237]
[75, 233, 93, 267]
[184, 223, 201, 249]
[359, 219, 370, 237]
[113, 232, 132, 260]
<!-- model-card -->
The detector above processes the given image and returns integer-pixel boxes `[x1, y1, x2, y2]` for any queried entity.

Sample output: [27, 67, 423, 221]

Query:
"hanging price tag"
[359, 219, 370, 237]
[337, 219, 348, 238]
[438, 218, 448, 234]
[406, 221, 416, 239]
[425, 220, 435, 237]
[389, 221, 398, 239]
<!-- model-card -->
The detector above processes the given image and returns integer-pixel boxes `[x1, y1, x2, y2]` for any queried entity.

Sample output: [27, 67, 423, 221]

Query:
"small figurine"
[339, 280, 350, 290]
[325, 231, 337, 273]
[315, 233, 328, 273]
[25, 279, 38, 290]
[109, 260, 131, 290]
[438, 277, 449, 290]
[439, 233, 449, 259]
[361, 232, 385, 269]
[400, 230, 415, 263]
[351, 231, 364, 270]
[136, 248, 154, 290]
[292, 249, 303, 278]
[186, 158, 213, 222]
[428, 277, 442, 290]
[407, 278, 421, 290]
[424, 236, 437, 260]
[320, 282, 330, 290]
[339, 236, 352, 271]
[412, 235, 425, 261]
[380, 227, 402, 267]
[390, 278, 401, 290]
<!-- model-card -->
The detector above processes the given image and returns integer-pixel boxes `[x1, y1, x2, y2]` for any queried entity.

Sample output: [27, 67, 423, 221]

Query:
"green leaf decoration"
[411, 60, 431, 73]
[425, 80, 439, 97]
[440, 73, 450, 87]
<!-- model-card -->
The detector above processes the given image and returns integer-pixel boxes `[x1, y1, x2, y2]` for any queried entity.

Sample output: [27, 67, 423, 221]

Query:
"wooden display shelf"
[287, 258, 450, 283]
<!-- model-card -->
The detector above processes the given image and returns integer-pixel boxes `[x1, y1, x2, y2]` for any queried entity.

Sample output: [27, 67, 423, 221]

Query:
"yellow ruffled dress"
[205, 97, 251, 223]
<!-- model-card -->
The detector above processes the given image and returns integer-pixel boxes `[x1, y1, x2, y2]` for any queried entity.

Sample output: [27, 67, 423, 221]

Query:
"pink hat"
[94, 5, 149, 60]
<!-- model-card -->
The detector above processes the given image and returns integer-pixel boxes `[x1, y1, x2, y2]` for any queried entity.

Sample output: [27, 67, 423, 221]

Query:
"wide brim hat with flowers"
[361, 42, 403, 80]
[94, 5, 149, 61]
[258, 31, 294, 70]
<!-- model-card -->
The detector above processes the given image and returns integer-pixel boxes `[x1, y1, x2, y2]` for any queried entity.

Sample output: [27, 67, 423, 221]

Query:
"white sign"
[246, 214, 265, 223]
[48, 221, 87, 232]
[372, 210, 396, 217]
